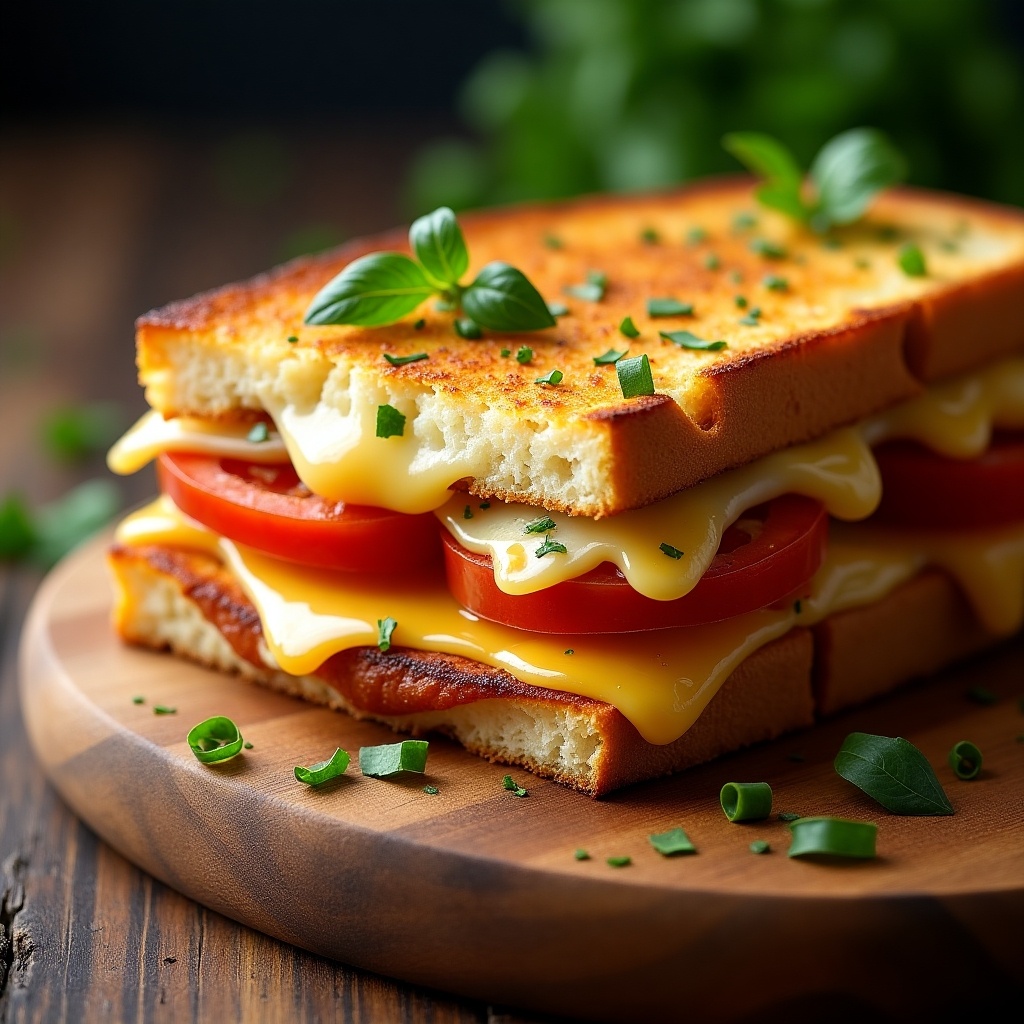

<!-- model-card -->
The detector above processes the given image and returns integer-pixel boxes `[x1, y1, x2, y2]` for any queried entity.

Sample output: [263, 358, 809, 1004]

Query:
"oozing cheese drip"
[115, 498, 1024, 745]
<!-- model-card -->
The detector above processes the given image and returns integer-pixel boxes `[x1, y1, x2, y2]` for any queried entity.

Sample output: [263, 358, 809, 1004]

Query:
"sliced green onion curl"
[787, 817, 877, 859]
[187, 716, 244, 764]
[720, 782, 773, 822]
[359, 739, 429, 778]
[294, 748, 350, 786]
[948, 740, 983, 780]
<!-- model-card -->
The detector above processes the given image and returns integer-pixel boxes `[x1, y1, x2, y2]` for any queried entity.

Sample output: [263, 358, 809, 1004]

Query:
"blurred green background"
[410, 0, 1024, 213]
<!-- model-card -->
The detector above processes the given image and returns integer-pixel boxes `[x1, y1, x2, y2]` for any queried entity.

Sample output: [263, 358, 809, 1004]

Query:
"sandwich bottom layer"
[107, 543, 1002, 796]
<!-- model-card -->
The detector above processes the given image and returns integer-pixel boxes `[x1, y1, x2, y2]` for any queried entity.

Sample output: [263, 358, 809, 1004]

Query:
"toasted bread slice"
[108, 543, 1005, 795]
[135, 181, 1024, 517]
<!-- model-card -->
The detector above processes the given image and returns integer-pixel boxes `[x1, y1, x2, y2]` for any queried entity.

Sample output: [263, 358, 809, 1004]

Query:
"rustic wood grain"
[16, 535, 1024, 1024]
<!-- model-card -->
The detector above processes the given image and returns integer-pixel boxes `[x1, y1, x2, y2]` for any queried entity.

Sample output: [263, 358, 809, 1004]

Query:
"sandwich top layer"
[134, 180, 1024, 517]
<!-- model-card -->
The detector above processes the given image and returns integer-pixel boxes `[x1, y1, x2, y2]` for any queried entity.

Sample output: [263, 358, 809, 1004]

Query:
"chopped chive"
[749, 840, 770, 854]
[423, 784, 439, 794]
[967, 685, 997, 705]
[898, 242, 927, 276]
[574, 848, 590, 861]
[734, 295, 748, 308]
[732, 212, 757, 231]
[762, 274, 789, 291]
[463, 504, 474, 520]
[383, 351, 429, 366]
[720, 782, 773, 822]
[454, 317, 482, 339]
[294, 747, 350, 786]
[243, 741, 254, 749]
[660, 329, 727, 351]
[564, 648, 574, 656]
[535, 369, 564, 386]
[778, 812, 801, 822]
[648, 827, 696, 856]
[375, 404, 406, 439]
[659, 542, 683, 559]
[359, 739, 429, 777]
[479, 500, 491, 510]
[647, 297, 694, 318]
[377, 616, 397, 652]
[153, 704, 177, 715]
[524, 516, 557, 534]
[703, 252, 721, 270]
[787, 817, 877, 859]
[640, 227, 660, 245]
[187, 716, 244, 764]
[502, 774, 528, 797]
[246, 422, 269, 444]
[948, 740, 983, 780]
[686, 226, 708, 245]
[516, 346, 533, 364]
[500, 348, 511, 357]
[543, 233, 563, 250]
[413, 318, 426, 330]
[535, 534, 567, 557]
[547, 300, 569, 317]
[132, 695, 145, 705]
[750, 238, 787, 260]
[596, 345, 629, 364]
[606, 856, 631, 868]
[618, 316, 640, 339]
[287, 335, 299, 343]
[616, 353, 655, 398]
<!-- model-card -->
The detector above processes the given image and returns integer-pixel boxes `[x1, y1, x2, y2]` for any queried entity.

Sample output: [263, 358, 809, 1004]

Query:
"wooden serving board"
[18, 536, 1024, 1023]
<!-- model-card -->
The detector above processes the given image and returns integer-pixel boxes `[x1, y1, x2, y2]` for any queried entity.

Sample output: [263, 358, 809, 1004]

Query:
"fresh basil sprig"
[834, 732, 953, 816]
[304, 207, 555, 332]
[723, 128, 906, 233]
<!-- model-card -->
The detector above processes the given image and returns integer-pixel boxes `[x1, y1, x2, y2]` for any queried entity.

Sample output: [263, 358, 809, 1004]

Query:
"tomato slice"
[873, 431, 1024, 529]
[156, 452, 442, 573]
[442, 495, 828, 633]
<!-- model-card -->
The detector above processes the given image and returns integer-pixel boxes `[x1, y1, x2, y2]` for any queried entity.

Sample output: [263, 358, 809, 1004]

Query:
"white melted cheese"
[115, 498, 1024, 745]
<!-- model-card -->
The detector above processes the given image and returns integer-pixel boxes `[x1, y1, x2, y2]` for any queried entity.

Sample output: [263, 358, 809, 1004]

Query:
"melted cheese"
[115, 498, 1024, 745]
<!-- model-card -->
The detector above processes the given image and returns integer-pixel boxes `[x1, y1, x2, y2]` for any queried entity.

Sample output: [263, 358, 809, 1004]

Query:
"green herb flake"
[132, 695, 145, 705]
[516, 346, 534, 365]
[659, 542, 683, 559]
[500, 348, 511, 357]
[454, 317, 482, 340]
[153, 705, 177, 715]
[525, 516, 557, 534]
[463, 505, 474, 520]
[246, 422, 270, 444]
[383, 350, 429, 367]
[616, 353, 655, 398]
[618, 316, 640, 339]
[502, 774, 528, 797]
[424, 785, 439, 795]
[720, 782, 773, 823]
[574, 848, 590, 861]
[787, 817, 877, 860]
[948, 740, 983, 781]
[413, 318, 426, 330]
[734, 295, 748, 308]
[287, 335, 299, 343]
[661, 329, 727, 352]
[703, 252, 721, 271]
[778, 812, 801, 822]
[564, 649, 574, 656]
[547, 300, 569, 317]
[648, 827, 696, 856]
[377, 616, 397, 652]
[647, 297, 694, 318]
[686, 227, 708, 246]
[606, 856, 631, 868]
[967, 685, 998, 706]
[750, 238, 787, 260]
[543, 233, 564, 250]
[535, 534, 568, 558]
[375, 404, 406, 439]
[563, 270, 607, 303]
[749, 840, 770, 854]
[187, 716, 244, 764]
[479, 500, 491, 510]
[898, 242, 927, 277]
[360, 739, 429, 778]
[596, 345, 629, 365]
[834, 732, 953, 815]
[535, 369, 564, 386]
[243, 741, 254, 749]
[763, 274, 789, 291]
[294, 747, 351, 786]
[640, 227, 660, 245]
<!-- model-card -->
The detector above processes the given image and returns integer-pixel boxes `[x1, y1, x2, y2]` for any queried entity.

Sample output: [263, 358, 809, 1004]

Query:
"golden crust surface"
[135, 181, 1024, 516]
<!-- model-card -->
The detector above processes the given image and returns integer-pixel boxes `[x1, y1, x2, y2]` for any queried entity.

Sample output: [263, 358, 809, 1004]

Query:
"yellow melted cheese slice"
[115, 497, 1024, 745]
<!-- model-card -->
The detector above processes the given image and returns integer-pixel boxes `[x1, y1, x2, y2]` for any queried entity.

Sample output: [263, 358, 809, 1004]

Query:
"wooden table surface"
[0, 123, 556, 1024]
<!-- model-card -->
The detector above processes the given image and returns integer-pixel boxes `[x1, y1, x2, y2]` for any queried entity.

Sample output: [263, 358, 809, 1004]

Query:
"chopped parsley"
[734, 295, 748, 308]
[524, 516, 557, 534]
[516, 346, 533, 364]
[360, 739, 429, 777]
[246, 422, 269, 444]
[535, 369, 564, 386]
[502, 774, 528, 797]
[287, 335, 299, 343]
[423, 784, 440, 795]
[762, 274, 789, 291]
[375, 404, 406, 438]
[535, 534, 568, 557]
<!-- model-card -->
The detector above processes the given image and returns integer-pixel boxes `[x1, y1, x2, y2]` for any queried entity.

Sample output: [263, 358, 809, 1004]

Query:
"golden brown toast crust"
[134, 181, 1024, 516]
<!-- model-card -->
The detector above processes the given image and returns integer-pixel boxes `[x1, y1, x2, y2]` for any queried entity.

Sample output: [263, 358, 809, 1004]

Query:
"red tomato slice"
[873, 431, 1024, 529]
[442, 495, 828, 633]
[156, 452, 442, 573]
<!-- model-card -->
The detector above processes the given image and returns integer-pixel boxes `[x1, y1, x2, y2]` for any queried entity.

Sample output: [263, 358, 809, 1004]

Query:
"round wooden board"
[18, 536, 1024, 1022]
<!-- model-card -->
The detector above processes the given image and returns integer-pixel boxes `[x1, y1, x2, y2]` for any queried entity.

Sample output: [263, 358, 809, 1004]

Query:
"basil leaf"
[462, 261, 556, 331]
[834, 732, 953, 816]
[409, 206, 469, 288]
[303, 252, 434, 326]
[722, 132, 808, 221]
[809, 128, 906, 231]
